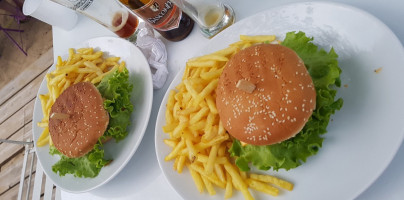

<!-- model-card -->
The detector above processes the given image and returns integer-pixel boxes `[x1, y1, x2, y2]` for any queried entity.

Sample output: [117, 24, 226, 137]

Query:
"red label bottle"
[120, 0, 194, 41]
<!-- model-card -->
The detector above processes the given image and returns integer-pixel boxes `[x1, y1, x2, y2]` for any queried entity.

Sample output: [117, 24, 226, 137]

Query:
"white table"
[53, 0, 404, 199]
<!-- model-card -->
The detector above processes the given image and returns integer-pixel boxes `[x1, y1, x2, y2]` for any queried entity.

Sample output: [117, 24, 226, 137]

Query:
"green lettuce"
[229, 31, 344, 171]
[51, 69, 133, 177]
[97, 68, 133, 141]
[50, 142, 109, 178]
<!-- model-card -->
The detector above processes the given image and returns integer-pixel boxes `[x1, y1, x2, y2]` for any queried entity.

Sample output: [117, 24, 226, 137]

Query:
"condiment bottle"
[118, 0, 194, 41]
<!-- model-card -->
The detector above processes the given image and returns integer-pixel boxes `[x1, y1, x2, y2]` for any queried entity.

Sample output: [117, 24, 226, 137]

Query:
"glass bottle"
[118, 0, 194, 41]
[50, 0, 139, 38]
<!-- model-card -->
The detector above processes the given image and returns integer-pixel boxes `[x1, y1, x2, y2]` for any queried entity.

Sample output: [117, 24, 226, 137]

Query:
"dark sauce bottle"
[120, 0, 194, 41]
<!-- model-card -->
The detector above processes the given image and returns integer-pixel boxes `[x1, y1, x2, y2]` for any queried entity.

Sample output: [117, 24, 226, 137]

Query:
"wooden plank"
[0, 18, 53, 91]
[0, 150, 36, 195]
[0, 122, 32, 166]
[0, 48, 53, 106]
[0, 171, 47, 200]
[33, 161, 44, 200]
[0, 69, 47, 124]
[0, 99, 34, 143]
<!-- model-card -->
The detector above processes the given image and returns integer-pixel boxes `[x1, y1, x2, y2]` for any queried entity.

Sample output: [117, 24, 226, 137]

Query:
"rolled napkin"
[135, 23, 168, 89]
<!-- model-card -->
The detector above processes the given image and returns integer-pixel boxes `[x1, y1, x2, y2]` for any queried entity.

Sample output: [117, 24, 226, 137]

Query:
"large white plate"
[155, 2, 404, 200]
[32, 37, 153, 193]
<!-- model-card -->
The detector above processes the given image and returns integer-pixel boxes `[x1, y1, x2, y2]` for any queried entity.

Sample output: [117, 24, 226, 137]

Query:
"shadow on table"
[91, 121, 160, 198]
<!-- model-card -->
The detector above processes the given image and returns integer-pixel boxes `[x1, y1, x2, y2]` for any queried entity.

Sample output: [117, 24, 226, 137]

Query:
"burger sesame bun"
[216, 44, 316, 146]
[49, 82, 109, 158]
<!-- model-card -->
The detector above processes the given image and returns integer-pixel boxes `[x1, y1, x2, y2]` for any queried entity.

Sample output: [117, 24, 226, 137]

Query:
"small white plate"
[155, 2, 404, 200]
[32, 37, 153, 193]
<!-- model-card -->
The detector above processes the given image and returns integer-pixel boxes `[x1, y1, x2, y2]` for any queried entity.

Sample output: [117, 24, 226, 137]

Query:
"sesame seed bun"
[216, 44, 316, 145]
[49, 82, 109, 158]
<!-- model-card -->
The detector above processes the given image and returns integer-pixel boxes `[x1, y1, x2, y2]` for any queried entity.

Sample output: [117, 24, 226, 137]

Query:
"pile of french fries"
[163, 35, 294, 199]
[37, 48, 126, 147]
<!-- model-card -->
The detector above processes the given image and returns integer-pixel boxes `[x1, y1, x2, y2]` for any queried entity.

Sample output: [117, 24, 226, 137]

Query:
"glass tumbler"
[50, 0, 139, 39]
[170, 0, 235, 38]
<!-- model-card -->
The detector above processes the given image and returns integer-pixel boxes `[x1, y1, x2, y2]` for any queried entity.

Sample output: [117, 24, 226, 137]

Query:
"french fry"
[224, 171, 233, 199]
[37, 135, 50, 147]
[196, 154, 228, 165]
[189, 54, 229, 62]
[190, 166, 205, 193]
[205, 94, 218, 114]
[183, 80, 199, 100]
[162, 121, 178, 133]
[185, 139, 197, 162]
[187, 60, 218, 68]
[165, 139, 185, 161]
[192, 79, 218, 106]
[84, 61, 103, 75]
[67, 48, 74, 62]
[178, 106, 199, 116]
[81, 51, 102, 60]
[190, 163, 225, 189]
[201, 175, 216, 195]
[246, 179, 279, 196]
[37, 121, 48, 128]
[119, 61, 126, 72]
[189, 107, 210, 124]
[205, 144, 219, 174]
[163, 139, 178, 148]
[213, 46, 239, 57]
[36, 127, 49, 147]
[240, 35, 276, 43]
[76, 47, 93, 54]
[173, 156, 179, 171]
[172, 122, 187, 138]
[218, 120, 226, 135]
[177, 155, 186, 173]
[229, 40, 250, 46]
[167, 90, 176, 110]
[106, 56, 121, 62]
[164, 109, 175, 127]
[39, 94, 49, 117]
[195, 134, 229, 149]
[249, 174, 294, 191]
[56, 56, 63, 66]
[214, 164, 226, 182]
[224, 163, 254, 200]
[203, 112, 216, 141]
[240, 171, 248, 180]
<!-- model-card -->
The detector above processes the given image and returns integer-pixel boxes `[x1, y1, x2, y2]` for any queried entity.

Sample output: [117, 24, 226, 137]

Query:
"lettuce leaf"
[50, 143, 109, 178]
[97, 68, 134, 141]
[229, 31, 344, 171]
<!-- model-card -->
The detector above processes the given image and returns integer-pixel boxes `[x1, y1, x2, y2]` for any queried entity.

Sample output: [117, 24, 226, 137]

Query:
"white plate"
[32, 37, 153, 193]
[155, 2, 404, 200]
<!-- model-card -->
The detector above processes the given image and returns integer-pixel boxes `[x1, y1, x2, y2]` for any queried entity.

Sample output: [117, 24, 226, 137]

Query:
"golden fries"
[162, 35, 294, 200]
[36, 48, 126, 147]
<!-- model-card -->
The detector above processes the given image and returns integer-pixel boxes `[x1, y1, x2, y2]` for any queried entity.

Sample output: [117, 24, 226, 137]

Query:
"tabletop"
[50, 0, 404, 199]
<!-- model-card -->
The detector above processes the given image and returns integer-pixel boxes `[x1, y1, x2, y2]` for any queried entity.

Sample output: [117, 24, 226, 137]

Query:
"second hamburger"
[216, 43, 316, 146]
[217, 31, 343, 171]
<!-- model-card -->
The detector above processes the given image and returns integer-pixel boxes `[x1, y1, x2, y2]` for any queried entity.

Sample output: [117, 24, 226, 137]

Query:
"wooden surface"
[0, 16, 53, 89]
[0, 15, 54, 199]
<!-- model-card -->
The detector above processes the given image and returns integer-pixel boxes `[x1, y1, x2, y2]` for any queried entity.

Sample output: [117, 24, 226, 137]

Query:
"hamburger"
[49, 82, 110, 158]
[48, 68, 133, 178]
[217, 31, 343, 171]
